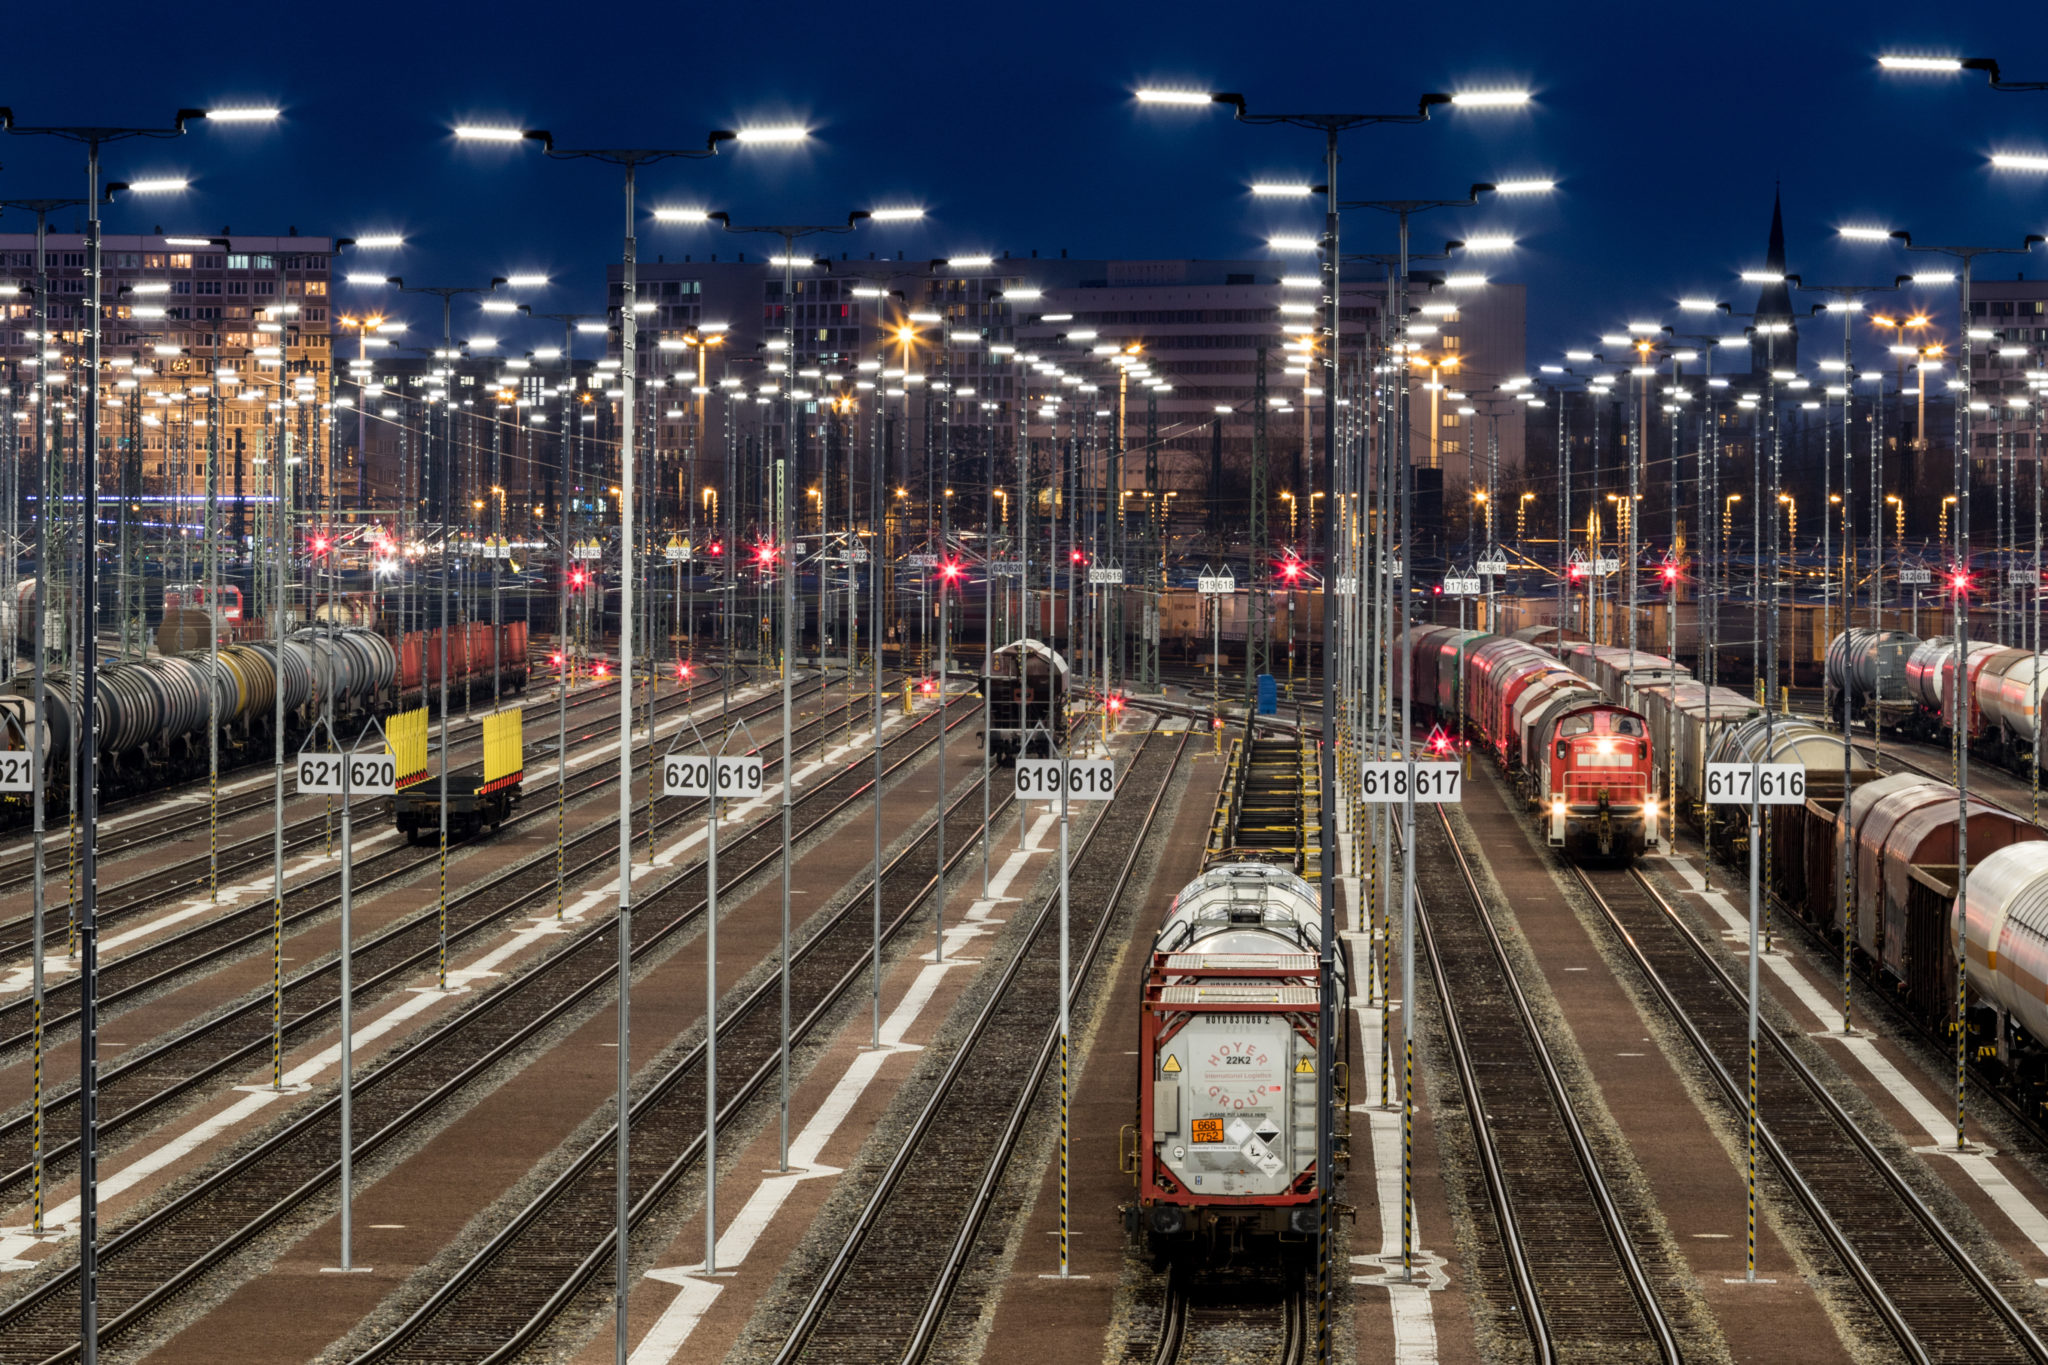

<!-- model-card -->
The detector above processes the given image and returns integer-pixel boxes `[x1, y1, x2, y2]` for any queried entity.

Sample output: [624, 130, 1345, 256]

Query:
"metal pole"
[1056, 738, 1071, 1278]
[778, 241, 796, 1173]
[1397, 207, 1417, 1284]
[79, 135, 104, 1365]
[28, 204, 50, 1238]
[704, 783, 719, 1272]
[615, 161, 640, 1365]
[337, 751, 356, 1269]
[1313, 127, 1340, 1360]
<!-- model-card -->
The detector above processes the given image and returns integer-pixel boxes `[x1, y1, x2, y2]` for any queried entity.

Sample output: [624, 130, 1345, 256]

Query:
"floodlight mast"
[0, 103, 264, 1365]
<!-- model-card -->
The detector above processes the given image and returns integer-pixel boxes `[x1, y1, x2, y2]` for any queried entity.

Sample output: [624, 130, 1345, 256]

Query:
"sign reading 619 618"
[1014, 759, 1115, 802]
[1357, 761, 1461, 803]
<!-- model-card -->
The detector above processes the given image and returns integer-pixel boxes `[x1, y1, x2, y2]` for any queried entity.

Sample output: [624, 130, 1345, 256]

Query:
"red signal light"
[1427, 725, 1452, 754]
[1952, 570, 1972, 594]
[570, 569, 587, 588]
[1279, 558, 1303, 581]
[676, 662, 693, 680]
[707, 541, 723, 557]
[594, 662, 610, 678]
[550, 651, 564, 667]
[1568, 564, 1583, 581]
[310, 534, 331, 556]
[1071, 549, 1087, 564]
[1107, 694, 1125, 713]
[1661, 564, 1680, 584]
[920, 677, 936, 695]
[939, 560, 964, 581]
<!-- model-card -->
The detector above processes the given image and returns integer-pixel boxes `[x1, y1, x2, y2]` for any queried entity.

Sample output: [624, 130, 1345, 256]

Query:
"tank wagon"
[0, 621, 524, 819]
[979, 638, 1067, 763]
[1127, 861, 1344, 1256]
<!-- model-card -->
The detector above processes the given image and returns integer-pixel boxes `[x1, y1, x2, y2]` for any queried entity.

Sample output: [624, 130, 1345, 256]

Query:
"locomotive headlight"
[1597, 738, 1615, 754]
[1552, 799, 1566, 816]
[1644, 799, 1658, 818]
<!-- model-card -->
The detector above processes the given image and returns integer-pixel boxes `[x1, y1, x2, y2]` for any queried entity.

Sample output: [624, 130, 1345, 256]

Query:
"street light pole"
[3, 104, 266, 1364]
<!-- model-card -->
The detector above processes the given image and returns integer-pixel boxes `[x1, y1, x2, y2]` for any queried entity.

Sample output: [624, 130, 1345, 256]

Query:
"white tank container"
[1955, 842, 2048, 1044]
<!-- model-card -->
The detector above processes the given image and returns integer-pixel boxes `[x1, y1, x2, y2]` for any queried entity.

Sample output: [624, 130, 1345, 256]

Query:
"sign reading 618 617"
[1357, 761, 1461, 803]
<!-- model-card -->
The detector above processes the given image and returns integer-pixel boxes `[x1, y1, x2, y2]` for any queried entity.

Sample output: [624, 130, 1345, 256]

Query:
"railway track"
[0, 677, 846, 1214]
[1148, 1261, 1306, 1365]
[1412, 806, 1681, 1363]
[0, 673, 810, 1068]
[774, 726, 1188, 1365]
[1575, 862, 2048, 1364]
[0, 694, 983, 1363]
[0, 665, 609, 882]
[352, 705, 1043, 1365]
[0, 673, 665, 963]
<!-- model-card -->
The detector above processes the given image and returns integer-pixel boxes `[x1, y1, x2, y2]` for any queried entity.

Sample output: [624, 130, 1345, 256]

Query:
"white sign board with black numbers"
[1899, 568, 1931, 586]
[296, 751, 397, 798]
[1442, 576, 1482, 596]
[1014, 759, 1115, 802]
[1198, 574, 1236, 595]
[1358, 762, 1461, 803]
[907, 553, 938, 569]
[1705, 762, 1805, 805]
[1477, 558, 1509, 576]
[1594, 557, 1620, 575]
[1088, 567, 1124, 585]
[664, 753, 765, 798]
[0, 752, 36, 793]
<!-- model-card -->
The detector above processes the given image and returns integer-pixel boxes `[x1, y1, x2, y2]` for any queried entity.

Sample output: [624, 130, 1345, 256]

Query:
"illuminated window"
[169, 254, 193, 270]
[1442, 334, 1461, 350]
[1441, 413, 1460, 428]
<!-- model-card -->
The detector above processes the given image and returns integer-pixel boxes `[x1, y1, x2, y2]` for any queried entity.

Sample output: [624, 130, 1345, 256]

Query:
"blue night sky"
[6, 1, 2047, 369]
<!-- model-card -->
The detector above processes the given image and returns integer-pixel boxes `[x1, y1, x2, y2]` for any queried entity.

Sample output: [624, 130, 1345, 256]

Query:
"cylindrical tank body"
[1956, 842, 2048, 1045]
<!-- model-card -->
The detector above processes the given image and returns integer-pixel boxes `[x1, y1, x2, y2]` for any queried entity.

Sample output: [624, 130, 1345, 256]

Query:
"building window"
[1441, 413, 1460, 428]
[169, 254, 193, 270]
[1440, 439, 1462, 455]
[1442, 334, 1461, 349]
[228, 255, 251, 270]
[143, 254, 166, 269]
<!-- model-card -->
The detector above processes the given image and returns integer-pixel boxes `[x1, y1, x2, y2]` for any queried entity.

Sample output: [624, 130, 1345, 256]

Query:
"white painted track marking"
[1658, 852, 2048, 1263]
[627, 808, 1061, 1364]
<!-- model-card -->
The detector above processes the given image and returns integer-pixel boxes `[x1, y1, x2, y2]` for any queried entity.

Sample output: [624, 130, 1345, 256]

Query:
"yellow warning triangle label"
[1162, 1054, 1181, 1074]
[1295, 1056, 1315, 1074]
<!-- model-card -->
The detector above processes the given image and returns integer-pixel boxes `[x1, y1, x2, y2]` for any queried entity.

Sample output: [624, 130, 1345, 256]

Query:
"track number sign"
[0, 753, 35, 793]
[1015, 759, 1115, 802]
[663, 753, 765, 797]
[1705, 762, 1805, 805]
[296, 752, 397, 798]
[1358, 762, 1462, 803]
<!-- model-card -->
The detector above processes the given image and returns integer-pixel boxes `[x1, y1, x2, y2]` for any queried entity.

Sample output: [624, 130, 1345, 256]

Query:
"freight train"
[1128, 860, 1344, 1256]
[1400, 625, 1662, 859]
[1535, 622, 2048, 1117]
[0, 621, 529, 816]
[1829, 626, 2048, 777]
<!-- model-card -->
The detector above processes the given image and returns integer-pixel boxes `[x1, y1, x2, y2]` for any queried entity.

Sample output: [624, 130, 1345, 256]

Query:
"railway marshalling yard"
[7, 665, 2048, 1364]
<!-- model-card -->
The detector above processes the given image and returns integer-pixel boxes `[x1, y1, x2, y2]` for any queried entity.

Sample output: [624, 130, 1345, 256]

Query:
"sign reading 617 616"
[1357, 761, 1461, 803]
[1705, 762, 1805, 805]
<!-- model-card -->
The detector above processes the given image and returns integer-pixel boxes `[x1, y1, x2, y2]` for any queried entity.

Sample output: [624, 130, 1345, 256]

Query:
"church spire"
[1751, 186, 1797, 373]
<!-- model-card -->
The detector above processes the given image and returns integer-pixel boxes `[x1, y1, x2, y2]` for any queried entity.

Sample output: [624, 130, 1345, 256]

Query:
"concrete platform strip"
[623, 807, 1062, 1365]
[1656, 851, 2048, 1266]
[1336, 789, 1443, 1364]
[0, 692, 900, 1273]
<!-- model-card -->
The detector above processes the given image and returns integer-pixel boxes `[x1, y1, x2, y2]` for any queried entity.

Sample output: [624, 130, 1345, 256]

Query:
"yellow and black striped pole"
[1059, 1032, 1070, 1277]
[1747, 1035, 1759, 1281]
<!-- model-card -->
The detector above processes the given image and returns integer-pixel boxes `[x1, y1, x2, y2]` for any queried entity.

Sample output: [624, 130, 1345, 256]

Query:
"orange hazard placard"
[1191, 1118, 1224, 1144]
